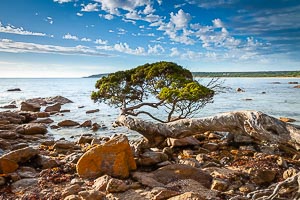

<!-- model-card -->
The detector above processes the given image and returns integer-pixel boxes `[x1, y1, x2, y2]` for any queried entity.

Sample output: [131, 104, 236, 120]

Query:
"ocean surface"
[0, 77, 299, 140]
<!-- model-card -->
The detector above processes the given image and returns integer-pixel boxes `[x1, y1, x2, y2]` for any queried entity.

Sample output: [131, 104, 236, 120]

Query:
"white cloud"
[143, 4, 155, 15]
[0, 39, 110, 57]
[99, 14, 114, 20]
[53, 0, 72, 4]
[46, 17, 54, 24]
[81, 37, 91, 42]
[76, 13, 83, 17]
[212, 18, 224, 28]
[81, 3, 99, 12]
[157, 0, 162, 5]
[63, 33, 79, 40]
[114, 43, 145, 55]
[117, 28, 127, 35]
[147, 44, 164, 54]
[170, 9, 191, 30]
[95, 39, 108, 45]
[0, 21, 46, 36]
[170, 47, 180, 57]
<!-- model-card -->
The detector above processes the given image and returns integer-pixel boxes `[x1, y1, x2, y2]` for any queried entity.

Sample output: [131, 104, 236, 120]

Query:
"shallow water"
[0, 77, 299, 140]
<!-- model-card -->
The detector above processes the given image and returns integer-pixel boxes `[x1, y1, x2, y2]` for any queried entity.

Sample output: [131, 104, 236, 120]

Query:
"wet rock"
[78, 190, 106, 200]
[249, 168, 277, 185]
[31, 118, 54, 124]
[106, 178, 129, 193]
[86, 109, 100, 114]
[91, 123, 100, 131]
[0, 111, 25, 124]
[11, 178, 38, 193]
[46, 96, 73, 104]
[283, 168, 297, 180]
[20, 102, 41, 112]
[279, 117, 296, 123]
[0, 104, 17, 109]
[294, 85, 300, 88]
[0, 158, 19, 173]
[45, 103, 61, 112]
[0, 138, 12, 150]
[80, 120, 92, 127]
[271, 82, 280, 84]
[76, 135, 136, 179]
[236, 88, 245, 92]
[77, 135, 93, 144]
[16, 123, 47, 135]
[1, 147, 39, 164]
[7, 88, 21, 92]
[167, 136, 200, 147]
[211, 179, 228, 191]
[93, 175, 111, 191]
[288, 81, 298, 84]
[60, 109, 71, 113]
[138, 151, 168, 166]
[58, 120, 80, 127]
[0, 130, 18, 139]
[36, 112, 50, 118]
[50, 125, 60, 129]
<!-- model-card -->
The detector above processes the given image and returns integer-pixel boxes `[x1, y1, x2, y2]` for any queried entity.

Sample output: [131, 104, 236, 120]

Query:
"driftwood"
[115, 110, 300, 149]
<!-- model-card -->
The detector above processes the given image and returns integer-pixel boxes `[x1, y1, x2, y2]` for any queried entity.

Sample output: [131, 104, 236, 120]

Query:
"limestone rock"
[58, 120, 80, 127]
[20, 102, 40, 112]
[1, 147, 39, 163]
[138, 151, 168, 166]
[76, 135, 136, 178]
[45, 103, 61, 112]
[0, 157, 19, 173]
[16, 123, 47, 135]
[167, 136, 200, 147]
[86, 109, 100, 114]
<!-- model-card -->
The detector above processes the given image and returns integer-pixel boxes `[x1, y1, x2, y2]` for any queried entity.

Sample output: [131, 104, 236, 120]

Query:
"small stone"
[138, 151, 168, 166]
[11, 178, 38, 193]
[78, 190, 105, 200]
[17, 166, 37, 178]
[106, 178, 129, 193]
[36, 112, 50, 118]
[279, 117, 296, 123]
[202, 143, 219, 151]
[20, 102, 40, 112]
[86, 109, 100, 114]
[7, 88, 21, 92]
[277, 157, 288, 168]
[80, 120, 92, 127]
[239, 184, 256, 193]
[283, 168, 297, 180]
[93, 175, 111, 191]
[58, 120, 80, 127]
[249, 168, 277, 185]
[236, 88, 245, 92]
[151, 187, 180, 200]
[211, 179, 228, 191]
[36, 155, 59, 169]
[62, 184, 82, 198]
[77, 135, 93, 144]
[167, 136, 200, 147]
[45, 103, 61, 112]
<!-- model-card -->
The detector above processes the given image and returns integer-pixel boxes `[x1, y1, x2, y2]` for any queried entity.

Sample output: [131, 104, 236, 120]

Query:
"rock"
[271, 82, 281, 84]
[294, 85, 300, 88]
[36, 112, 50, 118]
[288, 81, 298, 84]
[20, 102, 40, 112]
[76, 135, 136, 179]
[7, 88, 21, 92]
[45, 103, 61, 112]
[150, 187, 180, 200]
[138, 151, 168, 166]
[106, 178, 129, 193]
[80, 120, 92, 127]
[64, 195, 81, 200]
[249, 168, 277, 185]
[0, 111, 26, 124]
[0, 104, 17, 109]
[11, 178, 38, 193]
[233, 133, 253, 143]
[167, 136, 200, 147]
[239, 184, 256, 193]
[60, 109, 71, 113]
[12, 143, 29, 150]
[0, 158, 18, 173]
[53, 140, 75, 153]
[36, 155, 59, 169]
[91, 123, 100, 131]
[167, 192, 204, 200]
[202, 143, 219, 151]
[93, 175, 111, 191]
[0, 130, 18, 139]
[62, 184, 82, 198]
[77, 135, 93, 144]
[16, 123, 47, 135]
[0, 177, 5, 186]
[279, 117, 296, 123]
[86, 109, 100, 114]
[64, 152, 83, 164]
[78, 190, 105, 200]
[283, 168, 297, 180]
[25, 97, 48, 106]
[236, 88, 245, 92]
[46, 96, 73, 104]
[211, 179, 228, 191]
[58, 120, 80, 127]
[0, 139, 12, 150]
[17, 166, 37, 178]
[132, 172, 165, 188]
[179, 158, 201, 168]
[31, 118, 54, 124]
[1, 147, 39, 163]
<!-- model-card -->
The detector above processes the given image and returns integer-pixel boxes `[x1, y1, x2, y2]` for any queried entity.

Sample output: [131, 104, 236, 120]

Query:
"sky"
[0, 0, 299, 77]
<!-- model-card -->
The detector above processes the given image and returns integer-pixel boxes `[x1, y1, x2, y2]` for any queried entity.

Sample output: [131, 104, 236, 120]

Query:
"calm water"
[0, 78, 299, 140]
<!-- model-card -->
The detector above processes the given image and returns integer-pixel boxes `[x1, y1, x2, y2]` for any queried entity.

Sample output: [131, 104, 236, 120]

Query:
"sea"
[0, 77, 299, 140]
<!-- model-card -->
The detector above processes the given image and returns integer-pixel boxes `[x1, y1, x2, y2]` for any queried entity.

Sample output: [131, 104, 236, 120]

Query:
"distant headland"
[84, 71, 300, 78]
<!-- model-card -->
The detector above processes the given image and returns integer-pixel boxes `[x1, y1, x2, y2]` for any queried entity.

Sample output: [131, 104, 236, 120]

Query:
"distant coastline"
[84, 71, 300, 78]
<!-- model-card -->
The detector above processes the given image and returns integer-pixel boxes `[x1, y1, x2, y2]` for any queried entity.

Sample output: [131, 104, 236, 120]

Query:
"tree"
[91, 61, 215, 123]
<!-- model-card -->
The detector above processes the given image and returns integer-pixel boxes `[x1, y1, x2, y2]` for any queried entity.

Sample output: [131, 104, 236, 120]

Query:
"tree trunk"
[115, 110, 300, 149]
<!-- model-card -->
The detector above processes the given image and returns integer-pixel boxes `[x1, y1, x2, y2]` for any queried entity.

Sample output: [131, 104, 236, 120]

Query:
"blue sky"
[0, 0, 299, 77]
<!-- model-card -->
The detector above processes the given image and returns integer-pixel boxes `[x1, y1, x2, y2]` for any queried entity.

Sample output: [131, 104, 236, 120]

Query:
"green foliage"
[92, 61, 214, 122]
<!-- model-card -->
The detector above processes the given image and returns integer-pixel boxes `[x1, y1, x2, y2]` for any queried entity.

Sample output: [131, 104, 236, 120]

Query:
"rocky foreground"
[1, 96, 300, 200]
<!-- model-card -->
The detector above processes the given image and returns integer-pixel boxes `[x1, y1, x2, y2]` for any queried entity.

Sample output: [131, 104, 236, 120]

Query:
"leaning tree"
[92, 61, 300, 151]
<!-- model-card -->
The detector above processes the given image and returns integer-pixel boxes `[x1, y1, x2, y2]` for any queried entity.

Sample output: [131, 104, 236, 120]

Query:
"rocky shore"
[1, 96, 300, 200]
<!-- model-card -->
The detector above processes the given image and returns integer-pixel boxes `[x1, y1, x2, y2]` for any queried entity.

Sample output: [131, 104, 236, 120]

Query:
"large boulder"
[45, 103, 61, 112]
[46, 96, 73, 104]
[0, 158, 19, 173]
[0, 111, 25, 124]
[1, 147, 39, 163]
[16, 123, 47, 135]
[20, 102, 40, 112]
[76, 135, 136, 179]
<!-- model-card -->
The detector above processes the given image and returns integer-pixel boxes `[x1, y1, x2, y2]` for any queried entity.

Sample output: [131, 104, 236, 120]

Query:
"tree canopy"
[91, 61, 215, 123]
